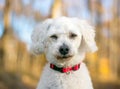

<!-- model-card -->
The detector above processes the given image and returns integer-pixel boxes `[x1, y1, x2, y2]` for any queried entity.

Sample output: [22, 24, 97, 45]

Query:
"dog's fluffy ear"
[73, 18, 98, 53]
[30, 19, 52, 55]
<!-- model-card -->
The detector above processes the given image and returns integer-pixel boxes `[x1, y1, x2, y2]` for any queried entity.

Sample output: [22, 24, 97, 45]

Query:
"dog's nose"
[59, 44, 69, 55]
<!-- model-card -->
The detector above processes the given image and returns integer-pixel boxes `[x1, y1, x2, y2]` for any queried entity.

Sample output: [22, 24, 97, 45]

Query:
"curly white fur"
[30, 17, 98, 89]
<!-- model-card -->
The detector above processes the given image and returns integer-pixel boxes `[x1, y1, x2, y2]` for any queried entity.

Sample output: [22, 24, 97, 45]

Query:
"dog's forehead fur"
[47, 18, 81, 37]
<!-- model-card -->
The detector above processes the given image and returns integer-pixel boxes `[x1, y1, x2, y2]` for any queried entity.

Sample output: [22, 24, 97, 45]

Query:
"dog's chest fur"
[37, 63, 93, 89]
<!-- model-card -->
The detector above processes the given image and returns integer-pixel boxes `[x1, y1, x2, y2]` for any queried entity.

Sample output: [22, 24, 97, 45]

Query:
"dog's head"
[31, 17, 98, 66]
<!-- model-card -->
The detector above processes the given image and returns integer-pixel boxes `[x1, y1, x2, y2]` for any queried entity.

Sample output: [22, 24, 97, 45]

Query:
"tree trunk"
[51, 0, 63, 18]
[2, 0, 18, 72]
[3, 0, 11, 36]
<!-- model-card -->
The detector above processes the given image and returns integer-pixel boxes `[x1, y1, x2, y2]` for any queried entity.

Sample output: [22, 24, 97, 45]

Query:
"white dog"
[31, 17, 98, 89]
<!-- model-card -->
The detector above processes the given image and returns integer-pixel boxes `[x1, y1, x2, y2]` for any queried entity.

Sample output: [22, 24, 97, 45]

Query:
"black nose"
[59, 44, 69, 55]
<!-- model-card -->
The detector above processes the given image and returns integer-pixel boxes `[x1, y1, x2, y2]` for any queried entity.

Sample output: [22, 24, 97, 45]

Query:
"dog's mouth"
[56, 55, 73, 61]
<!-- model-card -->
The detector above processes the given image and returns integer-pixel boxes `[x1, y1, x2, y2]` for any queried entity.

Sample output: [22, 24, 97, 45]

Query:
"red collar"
[50, 63, 81, 73]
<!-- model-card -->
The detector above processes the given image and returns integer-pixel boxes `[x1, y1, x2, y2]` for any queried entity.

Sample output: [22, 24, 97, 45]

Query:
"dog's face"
[45, 21, 82, 64]
[31, 17, 98, 66]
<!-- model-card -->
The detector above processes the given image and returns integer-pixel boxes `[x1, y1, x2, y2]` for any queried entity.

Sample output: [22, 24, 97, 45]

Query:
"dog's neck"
[46, 52, 85, 69]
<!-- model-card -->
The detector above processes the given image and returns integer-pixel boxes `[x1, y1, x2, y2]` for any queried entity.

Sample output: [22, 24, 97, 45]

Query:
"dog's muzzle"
[56, 44, 73, 60]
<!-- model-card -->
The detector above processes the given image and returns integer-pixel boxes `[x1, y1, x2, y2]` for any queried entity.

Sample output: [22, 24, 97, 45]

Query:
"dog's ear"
[72, 18, 98, 53]
[30, 19, 53, 55]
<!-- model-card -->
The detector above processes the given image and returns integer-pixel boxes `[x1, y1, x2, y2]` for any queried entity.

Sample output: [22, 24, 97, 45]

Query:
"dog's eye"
[50, 35, 58, 40]
[70, 33, 77, 38]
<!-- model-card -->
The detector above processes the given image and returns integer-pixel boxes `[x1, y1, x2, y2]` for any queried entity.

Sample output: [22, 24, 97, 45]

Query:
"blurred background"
[0, 0, 120, 89]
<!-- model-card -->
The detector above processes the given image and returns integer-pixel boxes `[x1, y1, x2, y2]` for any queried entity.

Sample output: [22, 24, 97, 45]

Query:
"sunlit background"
[0, 0, 120, 89]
